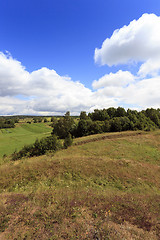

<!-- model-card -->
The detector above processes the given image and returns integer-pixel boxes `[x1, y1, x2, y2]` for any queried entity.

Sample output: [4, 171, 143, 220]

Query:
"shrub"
[11, 135, 63, 160]
[63, 133, 73, 149]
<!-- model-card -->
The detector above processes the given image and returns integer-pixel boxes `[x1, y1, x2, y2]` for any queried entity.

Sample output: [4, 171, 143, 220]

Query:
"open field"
[0, 123, 52, 159]
[0, 130, 160, 239]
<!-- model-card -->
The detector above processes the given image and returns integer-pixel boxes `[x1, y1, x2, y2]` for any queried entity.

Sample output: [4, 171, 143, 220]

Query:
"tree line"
[0, 117, 18, 129]
[11, 107, 160, 160]
[52, 107, 160, 139]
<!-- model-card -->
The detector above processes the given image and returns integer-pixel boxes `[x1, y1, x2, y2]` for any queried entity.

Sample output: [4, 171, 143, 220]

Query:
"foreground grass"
[0, 123, 52, 160]
[0, 130, 160, 239]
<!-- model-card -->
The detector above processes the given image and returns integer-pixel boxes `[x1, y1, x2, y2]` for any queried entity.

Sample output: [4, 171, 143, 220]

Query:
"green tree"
[110, 118, 122, 132]
[80, 111, 88, 120]
[116, 107, 126, 117]
[103, 120, 111, 132]
[76, 119, 92, 137]
[107, 107, 117, 119]
[145, 108, 160, 127]
[89, 109, 109, 121]
[63, 133, 73, 149]
[52, 112, 74, 139]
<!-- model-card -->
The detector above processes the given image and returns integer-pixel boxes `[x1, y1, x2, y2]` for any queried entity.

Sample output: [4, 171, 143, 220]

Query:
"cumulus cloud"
[0, 96, 30, 115]
[92, 70, 135, 89]
[0, 52, 102, 115]
[121, 77, 160, 108]
[94, 73, 160, 109]
[93, 13, 160, 110]
[0, 52, 29, 96]
[94, 13, 160, 69]
[0, 48, 159, 116]
[138, 57, 160, 77]
[1, 12, 160, 117]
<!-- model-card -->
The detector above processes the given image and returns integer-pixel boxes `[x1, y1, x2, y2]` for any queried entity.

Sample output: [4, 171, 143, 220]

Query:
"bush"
[63, 133, 73, 149]
[11, 135, 63, 160]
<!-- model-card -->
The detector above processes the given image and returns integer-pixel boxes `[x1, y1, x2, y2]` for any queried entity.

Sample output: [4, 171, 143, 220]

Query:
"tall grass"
[0, 130, 160, 239]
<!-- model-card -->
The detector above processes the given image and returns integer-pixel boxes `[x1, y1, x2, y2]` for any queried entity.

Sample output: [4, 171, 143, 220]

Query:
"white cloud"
[93, 13, 160, 110]
[94, 13, 160, 69]
[0, 52, 101, 115]
[93, 72, 160, 109]
[0, 96, 30, 115]
[0, 52, 29, 96]
[92, 70, 135, 89]
[1, 13, 160, 119]
[122, 77, 160, 108]
[138, 57, 160, 77]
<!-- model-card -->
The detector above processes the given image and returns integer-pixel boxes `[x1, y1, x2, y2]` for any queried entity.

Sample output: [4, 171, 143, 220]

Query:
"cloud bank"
[0, 53, 97, 115]
[0, 13, 160, 115]
[0, 53, 117, 115]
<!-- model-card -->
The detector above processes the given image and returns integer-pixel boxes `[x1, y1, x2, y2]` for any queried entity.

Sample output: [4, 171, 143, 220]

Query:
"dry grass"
[0, 130, 160, 239]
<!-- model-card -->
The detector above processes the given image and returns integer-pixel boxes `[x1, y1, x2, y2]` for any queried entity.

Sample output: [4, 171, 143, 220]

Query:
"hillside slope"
[0, 130, 160, 239]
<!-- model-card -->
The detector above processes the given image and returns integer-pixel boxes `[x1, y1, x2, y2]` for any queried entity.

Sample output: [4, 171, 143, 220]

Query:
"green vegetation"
[11, 135, 63, 161]
[0, 117, 17, 129]
[52, 108, 160, 140]
[0, 122, 52, 159]
[1, 107, 160, 160]
[0, 109, 160, 239]
[0, 130, 160, 239]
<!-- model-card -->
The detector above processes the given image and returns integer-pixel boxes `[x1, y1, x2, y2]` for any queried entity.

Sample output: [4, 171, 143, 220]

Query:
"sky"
[0, 0, 160, 115]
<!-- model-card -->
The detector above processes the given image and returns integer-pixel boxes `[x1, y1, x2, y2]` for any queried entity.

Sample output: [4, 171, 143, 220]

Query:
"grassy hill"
[0, 123, 52, 159]
[0, 130, 160, 239]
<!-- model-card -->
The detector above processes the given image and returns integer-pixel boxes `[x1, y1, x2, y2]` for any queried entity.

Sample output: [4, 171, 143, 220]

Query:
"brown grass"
[0, 130, 160, 239]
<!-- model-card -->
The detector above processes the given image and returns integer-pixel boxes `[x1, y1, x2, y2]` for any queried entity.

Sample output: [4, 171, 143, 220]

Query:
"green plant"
[63, 133, 73, 149]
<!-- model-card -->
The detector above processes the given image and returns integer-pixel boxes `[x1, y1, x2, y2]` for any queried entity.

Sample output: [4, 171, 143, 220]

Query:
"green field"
[0, 130, 160, 239]
[0, 123, 52, 159]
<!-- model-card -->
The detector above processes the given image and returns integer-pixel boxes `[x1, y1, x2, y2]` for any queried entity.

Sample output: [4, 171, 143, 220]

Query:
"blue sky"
[0, 0, 160, 115]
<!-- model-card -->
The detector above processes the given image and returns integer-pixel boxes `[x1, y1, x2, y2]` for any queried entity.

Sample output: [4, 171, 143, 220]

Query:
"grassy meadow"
[0, 122, 52, 159]
[0, 129, 160, 239]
